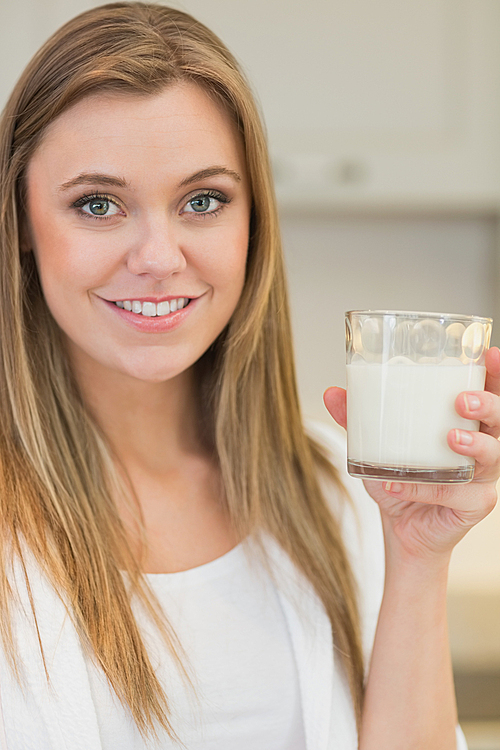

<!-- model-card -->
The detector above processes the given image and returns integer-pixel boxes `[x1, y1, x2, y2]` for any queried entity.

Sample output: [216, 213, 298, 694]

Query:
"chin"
[114, 350, 194, 384]
[115, 362, 186, 384]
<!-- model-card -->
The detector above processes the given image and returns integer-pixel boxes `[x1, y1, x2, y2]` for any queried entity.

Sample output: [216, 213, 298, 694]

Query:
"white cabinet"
[2, 0, 499, 211]
[178, 0, 500, 212]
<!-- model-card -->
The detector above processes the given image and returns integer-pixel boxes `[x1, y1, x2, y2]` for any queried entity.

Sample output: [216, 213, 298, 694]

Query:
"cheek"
[201, 222, 249, 290]
[32, 225, 119, 298]
[27, 193, 119, 294]
[28, 203, 74, 287]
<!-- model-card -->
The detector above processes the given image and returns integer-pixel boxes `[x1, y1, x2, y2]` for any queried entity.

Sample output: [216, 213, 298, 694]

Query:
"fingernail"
[464, 393, 481, 412]
[455, 429, 473, 445]
[384, 482, 403, 493]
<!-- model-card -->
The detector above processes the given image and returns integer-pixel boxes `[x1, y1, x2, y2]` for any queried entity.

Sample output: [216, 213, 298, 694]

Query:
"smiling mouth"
[113, 297, 190, 317]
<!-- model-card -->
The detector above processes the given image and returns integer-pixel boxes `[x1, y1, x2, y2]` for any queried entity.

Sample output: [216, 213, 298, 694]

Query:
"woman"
[0, 3, 497, 748]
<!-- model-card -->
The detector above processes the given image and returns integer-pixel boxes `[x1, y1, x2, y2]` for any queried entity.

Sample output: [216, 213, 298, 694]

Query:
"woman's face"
[25, 82, 251, 384]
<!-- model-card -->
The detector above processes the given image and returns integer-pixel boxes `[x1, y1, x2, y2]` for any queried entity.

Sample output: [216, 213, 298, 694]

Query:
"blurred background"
[1, 1, 499, 746]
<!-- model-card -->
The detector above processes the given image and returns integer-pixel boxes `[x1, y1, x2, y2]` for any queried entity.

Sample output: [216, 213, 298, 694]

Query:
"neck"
[62, 345, 235, 575]
[68, 350, 207, 474]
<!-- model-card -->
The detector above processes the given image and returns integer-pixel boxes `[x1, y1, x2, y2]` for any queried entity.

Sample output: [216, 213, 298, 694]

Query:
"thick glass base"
[347, 459, 474, 484]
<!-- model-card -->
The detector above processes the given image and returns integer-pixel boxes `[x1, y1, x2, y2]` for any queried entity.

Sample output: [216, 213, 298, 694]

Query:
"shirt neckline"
[144, 540, 246, 587]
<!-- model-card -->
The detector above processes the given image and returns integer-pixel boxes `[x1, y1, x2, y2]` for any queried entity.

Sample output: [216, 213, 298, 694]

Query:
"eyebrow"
[178, 167, 241, 187]
[58, 173, 129, 192]
[57, 166, 241, 193]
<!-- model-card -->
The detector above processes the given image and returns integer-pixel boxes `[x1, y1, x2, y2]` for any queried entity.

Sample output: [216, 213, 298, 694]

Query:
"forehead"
[28, 81, 245, 184]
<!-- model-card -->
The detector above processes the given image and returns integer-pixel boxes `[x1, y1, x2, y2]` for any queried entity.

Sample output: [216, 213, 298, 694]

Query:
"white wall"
[282, 213, 497, 418]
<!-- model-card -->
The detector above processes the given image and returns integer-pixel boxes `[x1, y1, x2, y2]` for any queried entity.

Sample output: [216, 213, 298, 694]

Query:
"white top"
[0, 421, 469, 750]
[86, 541, 307, 749]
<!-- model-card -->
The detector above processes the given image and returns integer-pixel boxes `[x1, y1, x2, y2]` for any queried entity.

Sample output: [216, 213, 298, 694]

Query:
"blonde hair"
[0, 2, 364, 740]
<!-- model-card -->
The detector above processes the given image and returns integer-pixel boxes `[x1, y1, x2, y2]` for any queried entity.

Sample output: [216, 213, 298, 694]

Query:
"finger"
[323, 386, 347, 429]
[484, 347, 500, 397]
[447, 428, 500, 481]
[383, 477, 497, 519]
[455, 389, 500, 438]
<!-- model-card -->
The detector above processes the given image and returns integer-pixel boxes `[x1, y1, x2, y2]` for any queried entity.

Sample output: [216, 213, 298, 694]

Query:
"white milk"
[346, 361, 486, 468]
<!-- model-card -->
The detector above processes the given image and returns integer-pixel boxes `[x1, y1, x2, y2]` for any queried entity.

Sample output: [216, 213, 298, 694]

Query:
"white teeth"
[157, 300, 170, 316]
[115, 297, 189, 317]
[142, 302, 156, 317]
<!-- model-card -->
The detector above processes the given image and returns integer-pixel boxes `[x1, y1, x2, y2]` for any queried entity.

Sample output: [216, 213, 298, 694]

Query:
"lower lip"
[101, 298, 198, 333]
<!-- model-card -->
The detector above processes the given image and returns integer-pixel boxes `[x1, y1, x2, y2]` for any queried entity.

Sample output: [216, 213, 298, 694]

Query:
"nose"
[126, 217, 187, 280]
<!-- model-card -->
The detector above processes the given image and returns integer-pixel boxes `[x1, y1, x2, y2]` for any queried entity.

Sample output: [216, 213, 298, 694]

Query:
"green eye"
[189, 196, 212, 212]
[72, 193, 122, 220]
[183, 190, 229, 216]
[88, 199, 110, 215]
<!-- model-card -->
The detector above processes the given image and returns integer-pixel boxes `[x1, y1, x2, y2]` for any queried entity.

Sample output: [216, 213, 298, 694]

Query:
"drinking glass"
[345, 310, 492, 483]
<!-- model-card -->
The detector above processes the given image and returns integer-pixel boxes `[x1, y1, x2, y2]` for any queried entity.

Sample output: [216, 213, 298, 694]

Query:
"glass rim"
[345, 309, 493, 324]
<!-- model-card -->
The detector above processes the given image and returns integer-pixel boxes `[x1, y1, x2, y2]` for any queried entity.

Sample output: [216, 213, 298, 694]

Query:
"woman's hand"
[328, 347, 500, 750]
[324, 347, 500, 564]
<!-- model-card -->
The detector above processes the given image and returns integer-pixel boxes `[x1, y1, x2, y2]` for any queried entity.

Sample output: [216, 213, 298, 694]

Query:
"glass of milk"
[345, 310, 493, 483]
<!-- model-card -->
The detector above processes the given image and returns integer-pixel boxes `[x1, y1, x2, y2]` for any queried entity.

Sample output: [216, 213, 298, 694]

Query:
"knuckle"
[405, 483, 451, 504]
[433, 484, 450, 504]
[485, 390, 500, 411]
[404, 483, 421, 501]
[476, 392, 494, 418]
[479, 395, 500, 429]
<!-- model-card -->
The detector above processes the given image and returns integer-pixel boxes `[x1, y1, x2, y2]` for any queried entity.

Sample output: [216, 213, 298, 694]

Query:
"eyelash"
[70, 193, 121, 221]
[183, 190, 231, 219]
[70, 190, 231, 221]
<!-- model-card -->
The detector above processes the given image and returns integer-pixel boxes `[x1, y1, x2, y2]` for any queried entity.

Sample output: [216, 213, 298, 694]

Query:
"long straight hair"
[0, 2, 365, 739]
